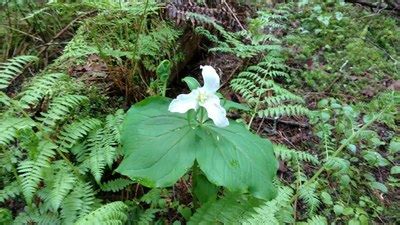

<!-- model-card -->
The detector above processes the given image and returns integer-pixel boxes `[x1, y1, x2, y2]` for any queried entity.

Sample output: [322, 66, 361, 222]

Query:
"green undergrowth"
[285, 1, 399, 101]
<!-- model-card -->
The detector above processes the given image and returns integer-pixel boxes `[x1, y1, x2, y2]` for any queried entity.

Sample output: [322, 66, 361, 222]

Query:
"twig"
[37, 10, 97, 56]
[264, 117, 309, 128]
[222, 0, 246, 31]
[0, 25, 44, 42]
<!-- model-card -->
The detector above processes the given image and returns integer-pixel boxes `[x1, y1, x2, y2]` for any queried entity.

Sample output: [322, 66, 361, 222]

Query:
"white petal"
[200, 65, 220, 93]
[169, 91, 199, 113]
[202, 95, 229, 127]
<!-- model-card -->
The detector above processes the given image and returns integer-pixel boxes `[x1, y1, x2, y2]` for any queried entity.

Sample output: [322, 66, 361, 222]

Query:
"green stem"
[130, 0, 150, 89]
[247, 101, 260, 130]
[192, 162, 200, 208]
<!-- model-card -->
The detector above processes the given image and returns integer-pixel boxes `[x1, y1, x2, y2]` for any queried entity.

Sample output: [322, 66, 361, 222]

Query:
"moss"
[285, 2, 399, 101]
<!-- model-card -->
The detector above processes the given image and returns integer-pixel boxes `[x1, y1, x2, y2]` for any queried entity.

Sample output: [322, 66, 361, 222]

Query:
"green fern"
[57, 118, 102, 151]
[0, 55, 38, 89]
[61, 182, 97, 224]
[0, 181, 20, 203]
[19, 73, 68, 109]
[43, 161, 77, 211]
[100, 178, 134, 192]
[74, 201, 128, 225]
[242, 186, 294, 224]
[188, 193, 261, 224]
[274, 144, 320, 165]
[75, 110, 124, 183]
[38, 94, 89, 128]
[231, 53, 310, 122]
[137, 208, 160, 225]
[18, 140, 57, 204]
[0, 117, 35, 147]
[298, 182, 320, 216]
[298, 215, 328, 225]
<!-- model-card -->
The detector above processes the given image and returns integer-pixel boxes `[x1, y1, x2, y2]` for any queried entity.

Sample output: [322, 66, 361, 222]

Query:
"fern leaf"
[18, 140, 57, 204]
[0, 181, 20, 203]
[273, 144, 319, 165]
[242, 186, 294, 224]
[19, 73, 68, 108]
[100, 178, 133, 192]
[188, 194, 261, 224]
[57, 118, 102, 151]
[38, 95, 89, 128]
[48, 166, 77, 211]
[74, 201, 128, 225]
[0, 117, 35, 146]
[300, 215, 328, 225]
[61, 182, 96, 224]
[0, 55, 38, 89]
[298, 182, 320, 216]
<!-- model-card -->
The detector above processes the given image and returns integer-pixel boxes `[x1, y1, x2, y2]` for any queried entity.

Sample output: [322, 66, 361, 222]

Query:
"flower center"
[197, 90, 208, 104]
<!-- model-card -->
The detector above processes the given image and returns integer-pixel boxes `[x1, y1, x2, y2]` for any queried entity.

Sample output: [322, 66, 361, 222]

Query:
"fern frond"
[74, 201, 128, 225]
[0, 117, 35, 146]
[19, 73, 68, 108]
[242, 186, 294, 224]
[100, 178, 133, 192]
[231, 52, 309, 120]
[188, 194, 260, 224]
[259, 105, 310, 118]
[273, 144, 319, 165]
[77, 111, 124, 182]
[18, 140, 57, 203]
[0, 181, 20, 203]
[0, 91, 12, 110]
[38, 95, 89, 128]
[57, 118, 102, 151]
[325, 156, 350, 173]
[0, 55, 38, 89]
[61, 182, 96, 224]
[301, 215, 328, 225]
[13, 208, 61, 225]
[46, 163, 77, 211]
[137, 208, 159, 225]
[298, 182, 320, 216]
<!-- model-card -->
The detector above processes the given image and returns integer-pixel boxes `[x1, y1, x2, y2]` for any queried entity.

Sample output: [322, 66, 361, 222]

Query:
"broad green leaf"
[116, 97, 277, 200]
[116, 97, 197, 187]
[196, 121, 277, 200]
[182, 76, 200, 91]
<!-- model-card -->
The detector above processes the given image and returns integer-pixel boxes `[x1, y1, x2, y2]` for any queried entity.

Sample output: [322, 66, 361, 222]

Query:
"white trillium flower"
[168, 65, 229, 128]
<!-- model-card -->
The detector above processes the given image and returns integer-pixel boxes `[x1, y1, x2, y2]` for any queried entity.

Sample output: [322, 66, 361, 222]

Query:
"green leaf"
[369, 181, 388, 193]
[222, 100, 250, 111]
[195, 122, 277, 200]
[182, 77, 200, 91]
[156, 60, 171, 82]
[193, 172, 218, 204]
[320, 191, 333, 205]
[333, 204, 343, 215]
[116, 97, 197, 187]
[389, 138, 400, 154]
[116, 97, 277, 200]
[390, 166, 400, 175]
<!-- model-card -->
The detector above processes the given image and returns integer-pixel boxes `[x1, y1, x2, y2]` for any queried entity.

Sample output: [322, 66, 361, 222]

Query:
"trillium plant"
[116, 65, 278, 202]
